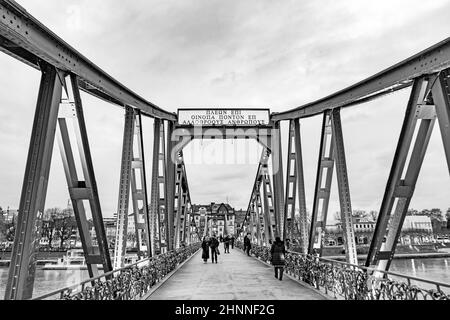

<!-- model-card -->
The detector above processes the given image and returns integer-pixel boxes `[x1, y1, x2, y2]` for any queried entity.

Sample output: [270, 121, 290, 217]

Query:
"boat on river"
[42, 249, 138, 270]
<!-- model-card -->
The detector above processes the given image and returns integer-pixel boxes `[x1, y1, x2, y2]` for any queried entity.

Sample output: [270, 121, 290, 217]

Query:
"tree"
[41, 219, 56, 247]
[41, 208, 63, 247]
[5, 221, 15, 242]
[420, 208, 445, 233]
[0, 209, 6, 242]
[446, 208, 450, 229]
[368, 210, 378, 222]
[429, 208, 444, 221]
[352, 209, 367, 218]
[54, 215, 77, 249]
[407, 208, 419, 216]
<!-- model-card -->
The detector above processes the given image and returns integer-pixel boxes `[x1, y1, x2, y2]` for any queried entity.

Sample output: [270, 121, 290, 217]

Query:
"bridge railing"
[32, 243, 201, 300]
[236, 242, 450, 300]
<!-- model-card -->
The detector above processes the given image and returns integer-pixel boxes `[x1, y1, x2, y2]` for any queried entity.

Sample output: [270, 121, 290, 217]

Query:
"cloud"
[1, 0, 450, 217]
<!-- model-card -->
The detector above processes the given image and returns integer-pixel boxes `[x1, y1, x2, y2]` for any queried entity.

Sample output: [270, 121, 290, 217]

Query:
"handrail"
[237, 241, 450, 300]
[271, 37, 450, 121]
[0, 0, 176, 121]
[294, 250, 450, 289]
[32, 243, 201, 300]
[33, 256, 151, 300]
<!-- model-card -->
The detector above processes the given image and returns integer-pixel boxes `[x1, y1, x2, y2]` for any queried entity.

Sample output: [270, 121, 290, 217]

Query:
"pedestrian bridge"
[33, 243, 449, 300]
[146, 246, 325, 300]
[2, 0, 450, 301]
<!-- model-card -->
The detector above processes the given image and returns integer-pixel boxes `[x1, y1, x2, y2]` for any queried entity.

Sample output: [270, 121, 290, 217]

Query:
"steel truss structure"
[366, 73, 450, 272]
[308, 109, 358, 264]
[149, 118, 167, 255]
[283, 119, 308, 253]
[243, 149, 273, 245]
[114, 106, 152, 269]
[3, 0, 450, 299]
[173, 151, 192, 248]
[5, 66, 113, 299]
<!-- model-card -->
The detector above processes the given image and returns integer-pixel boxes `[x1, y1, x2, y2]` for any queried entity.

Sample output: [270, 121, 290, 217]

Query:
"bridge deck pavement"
[146, 247, 326, 300]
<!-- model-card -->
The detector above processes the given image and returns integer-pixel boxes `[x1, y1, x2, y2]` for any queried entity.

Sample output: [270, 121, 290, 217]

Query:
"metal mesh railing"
[32, 243, 201, 300]
[236, 241, 450, 300]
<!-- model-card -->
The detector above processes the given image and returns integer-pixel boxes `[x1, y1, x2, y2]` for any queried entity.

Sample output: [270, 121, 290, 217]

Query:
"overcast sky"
[1, 0, 450, 222]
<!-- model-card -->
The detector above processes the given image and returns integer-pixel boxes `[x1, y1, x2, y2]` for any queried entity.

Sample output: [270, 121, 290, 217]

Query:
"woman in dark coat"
[270, 237, 286, 280]
[201, 236, 210, 263]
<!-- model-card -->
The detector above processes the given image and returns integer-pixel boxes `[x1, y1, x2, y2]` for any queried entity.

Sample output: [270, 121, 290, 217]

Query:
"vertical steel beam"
[165, 121, 176, 250]
[113, 106, 135, 269]
[366, 77, 435, 271]
[135, 110, 154, 257]
[71, 75, 112, 274]
[181, 164, 192, 244]
[185, 202, 191, 245]
[284, 119, 308, 251]
[271, 121, 285, 239]
[5, 63, 62, 300]
[249, 202, 255, 242]
[255, 193, 263, 245]
[157, 122, 167, 253]
[57, 108, 100, 278]
[284, 120, 297, 241]
[261, 164, 275, 242]
[242, 148, 270, 244]
[149, 118, 162, 256]
[431, 69, 450, 173]
[58, 74, 109, 278]
[308, 111, 334, 256]
[330, 108, 358, 265]
[180, 187, 188, 245]
[293, 119, 309, 254]
[173, 162, 183, 249]
[257, 150, 271, 245]
[132, 111, 151, 257]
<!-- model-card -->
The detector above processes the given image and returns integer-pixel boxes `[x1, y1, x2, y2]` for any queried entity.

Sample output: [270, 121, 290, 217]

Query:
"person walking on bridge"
[224, 234, 230, 253]
[201, 236, 210, 263]
[244, 233, 251, 256]
[209, 234, 219, 263]
[270, 237, 286, 280]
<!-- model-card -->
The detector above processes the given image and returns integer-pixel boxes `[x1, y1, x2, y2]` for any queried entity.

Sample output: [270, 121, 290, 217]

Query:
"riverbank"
[323, 251, 450, 261]
[316, 243, 450, 261]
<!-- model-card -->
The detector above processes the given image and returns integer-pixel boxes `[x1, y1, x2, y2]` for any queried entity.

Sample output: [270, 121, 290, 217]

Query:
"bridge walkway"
[146, 246, 327, 300]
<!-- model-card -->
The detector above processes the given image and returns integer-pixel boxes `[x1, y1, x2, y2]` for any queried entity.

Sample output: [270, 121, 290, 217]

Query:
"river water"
[1, 257, 450, 299]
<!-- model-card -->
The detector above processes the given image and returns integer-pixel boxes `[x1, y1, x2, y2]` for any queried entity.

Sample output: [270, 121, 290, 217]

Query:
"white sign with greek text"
[178, 109, 270, 126]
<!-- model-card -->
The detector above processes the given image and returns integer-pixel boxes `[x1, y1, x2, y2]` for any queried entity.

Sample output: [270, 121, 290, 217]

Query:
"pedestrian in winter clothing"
[224, 235, 230, 253]
[244, 233, 252, 256]
[270, 236, 286, 280]
[209, 235, 219, 263]
[231, 235, 235, 249]
[201, 236, 210, 263]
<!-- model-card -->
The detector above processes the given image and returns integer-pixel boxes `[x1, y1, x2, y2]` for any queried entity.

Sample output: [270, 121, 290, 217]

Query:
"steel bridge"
[1, 0, 450, 300]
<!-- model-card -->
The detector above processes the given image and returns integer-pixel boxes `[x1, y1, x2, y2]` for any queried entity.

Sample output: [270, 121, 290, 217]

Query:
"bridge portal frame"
[169, 123, 286, 248]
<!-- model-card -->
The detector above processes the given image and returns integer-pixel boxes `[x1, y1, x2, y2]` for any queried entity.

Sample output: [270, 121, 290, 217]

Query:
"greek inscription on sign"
[178, 109, 270, 126]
